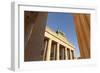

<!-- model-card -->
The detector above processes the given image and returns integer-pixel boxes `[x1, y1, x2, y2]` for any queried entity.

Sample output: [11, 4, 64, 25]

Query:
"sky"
[46, 12, 80, 57]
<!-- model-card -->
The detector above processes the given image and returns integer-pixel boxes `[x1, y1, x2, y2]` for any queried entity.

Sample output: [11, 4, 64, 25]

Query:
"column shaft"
[57, 43, 60, 60]
[72, 50, 74, 59]
[46, 39, 52, 61]
[70, 49, 72, 60]
[65, 48, 68, 60]
[43, 40, 48, 60]
[53, 44, 56, 60]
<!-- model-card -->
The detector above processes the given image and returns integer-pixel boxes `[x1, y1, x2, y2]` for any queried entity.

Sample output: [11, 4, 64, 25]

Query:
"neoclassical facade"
[24, 11, 90, 61]
[42, 26, 75, 61]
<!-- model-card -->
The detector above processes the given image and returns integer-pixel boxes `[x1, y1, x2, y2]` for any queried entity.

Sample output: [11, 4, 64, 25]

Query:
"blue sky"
[46, 12, 80, 57]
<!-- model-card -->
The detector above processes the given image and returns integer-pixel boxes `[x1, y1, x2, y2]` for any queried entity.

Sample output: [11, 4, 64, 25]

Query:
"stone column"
[46, 39, 52, 61]
[72, 50, 74, 59]
[43, 40, 48, 60]
[73, 14, 90, 58]
[63, 47, 65, 60]
[65, 47, 68, 60]
[53, 44, 56, 60]
[24, 12, 48, 61]
[70, 49, 72, 60]
[57, 43, 60, 60]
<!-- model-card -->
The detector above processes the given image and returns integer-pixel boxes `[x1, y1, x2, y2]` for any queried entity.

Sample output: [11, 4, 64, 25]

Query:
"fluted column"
[24, 12, 48, 61]
[73, 14, 90, 58]
[43, 40, 48, 60]
[53, 44, 56, 60]
[46, 39, 52, 61]
[57, 43, 60, 60]
[70, 49, 72, 60]
[72, 50, 74, 59]
[65, 48, 68, 60]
